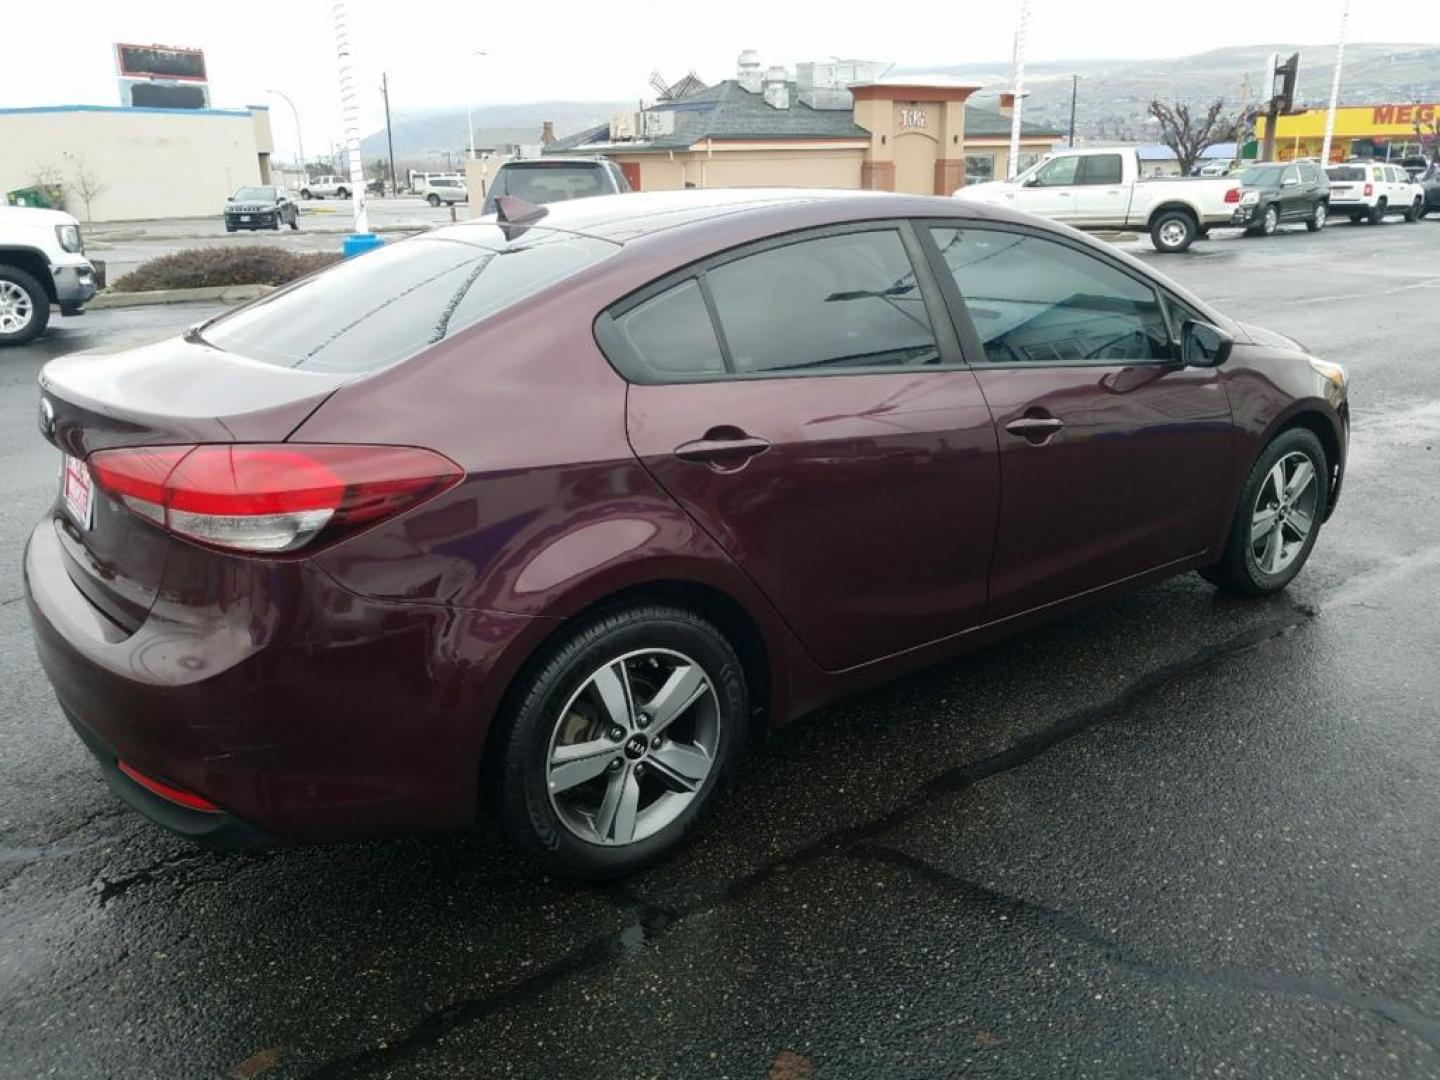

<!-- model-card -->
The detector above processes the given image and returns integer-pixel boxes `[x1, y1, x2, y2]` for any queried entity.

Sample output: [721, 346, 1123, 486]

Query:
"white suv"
[0, 206, 97, 347]
[417, 177, 467, 207]
[1326, 161, 1425, 224]
[297, 175, 352, 200]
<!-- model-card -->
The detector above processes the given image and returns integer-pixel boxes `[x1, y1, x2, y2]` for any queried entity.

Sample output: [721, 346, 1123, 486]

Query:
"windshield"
[1239, 166, 1285, 188]
[1326, 166, 1367, 181]
[232, 187, 278, 201]
[499, 165, 608, 204]
[198, 228, 617, 373]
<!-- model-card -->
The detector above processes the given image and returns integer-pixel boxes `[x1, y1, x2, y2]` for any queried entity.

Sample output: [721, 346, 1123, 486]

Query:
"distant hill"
[361, 101, 628, 167]
[899, 43, 1440, 140]
[360, 44, 1440, 165]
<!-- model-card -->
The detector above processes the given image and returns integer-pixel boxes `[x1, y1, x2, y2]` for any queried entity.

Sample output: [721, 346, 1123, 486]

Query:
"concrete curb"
[90, 284, 276, 309]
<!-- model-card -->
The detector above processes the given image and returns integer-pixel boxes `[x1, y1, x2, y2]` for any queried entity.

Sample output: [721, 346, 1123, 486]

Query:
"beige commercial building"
[543, 56, 1059, 197]
[0, 104, 275, 221]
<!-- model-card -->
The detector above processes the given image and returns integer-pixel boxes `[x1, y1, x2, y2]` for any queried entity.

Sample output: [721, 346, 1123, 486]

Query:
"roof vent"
[763, 65, 790, 110]
[738, 49, 763, 93]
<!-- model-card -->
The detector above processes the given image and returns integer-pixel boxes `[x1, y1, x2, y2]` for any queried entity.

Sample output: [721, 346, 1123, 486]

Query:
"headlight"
[1309, 358, 1348, 390]
[1240, 190, 1260, 206]
[55, 223, 83, 253]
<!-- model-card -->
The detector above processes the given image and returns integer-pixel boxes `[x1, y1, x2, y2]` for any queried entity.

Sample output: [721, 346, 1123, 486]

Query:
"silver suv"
[481, 158, 631, 215]
[298, 175, 351, 200]
[419, 177, 468, 207]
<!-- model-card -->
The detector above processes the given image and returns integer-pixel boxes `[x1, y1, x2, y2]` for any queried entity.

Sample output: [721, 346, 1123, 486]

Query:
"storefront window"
[964, 153, 996, 184]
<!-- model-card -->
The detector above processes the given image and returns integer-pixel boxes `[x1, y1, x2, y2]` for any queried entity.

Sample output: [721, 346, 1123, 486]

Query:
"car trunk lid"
[38, 335, 349, 632]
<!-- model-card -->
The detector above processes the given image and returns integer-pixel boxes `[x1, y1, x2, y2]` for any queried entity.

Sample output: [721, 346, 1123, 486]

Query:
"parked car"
[223, 186, 299, 232]
[480, 157, 631, 216]
[417, 176, 467, 207]
[1420, 171, 1440, 218]
[298, 175, 351, 200]
[1228, 161, 1330, 236]
[952, 147, 1241, 253]
[26, 190, 1349, 878]
[0, 206, 96, 347]
[1325, 162, 1425, 224]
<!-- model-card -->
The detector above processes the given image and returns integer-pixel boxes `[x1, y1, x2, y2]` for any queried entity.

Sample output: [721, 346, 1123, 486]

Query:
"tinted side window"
[928, 227, 1170, 364]
[705, 229, 940, 374]
[1299, 163, 1320, 183]
[202, 231, 617, 372]
[1081, 154, 1123, 185]
[614, 280, 726, 379]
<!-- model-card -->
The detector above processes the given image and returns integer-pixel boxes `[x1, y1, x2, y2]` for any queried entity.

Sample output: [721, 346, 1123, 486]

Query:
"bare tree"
[1147, 98, 1232, 175]
[61, 152, 107, 222]
[29, 162, 67, 210]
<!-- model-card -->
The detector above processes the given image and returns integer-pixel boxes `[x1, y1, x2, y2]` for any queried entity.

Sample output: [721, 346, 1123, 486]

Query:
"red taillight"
[1364, 183, 1374, 196]
[1224, 187, 1240, 203]
[117, 759, 222, 813]
[87, 443, 462, 554]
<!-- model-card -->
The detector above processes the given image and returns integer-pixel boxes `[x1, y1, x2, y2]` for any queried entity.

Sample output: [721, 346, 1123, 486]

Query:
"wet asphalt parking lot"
[1, 216, 1439, 1079]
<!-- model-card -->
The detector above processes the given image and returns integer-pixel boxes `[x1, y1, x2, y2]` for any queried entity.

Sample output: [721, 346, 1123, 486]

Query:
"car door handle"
[673, 428, 771, 470]
[1005, 416, 1065, 443]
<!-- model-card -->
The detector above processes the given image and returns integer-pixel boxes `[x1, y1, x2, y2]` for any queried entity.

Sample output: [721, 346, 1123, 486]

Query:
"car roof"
[449, 187, 1000, 243]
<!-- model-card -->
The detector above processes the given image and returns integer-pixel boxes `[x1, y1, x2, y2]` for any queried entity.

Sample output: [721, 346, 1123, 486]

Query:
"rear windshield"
[1326, 166, 1367, 181]
[198, 227, 617, 373]
[498, 165, 608, 204]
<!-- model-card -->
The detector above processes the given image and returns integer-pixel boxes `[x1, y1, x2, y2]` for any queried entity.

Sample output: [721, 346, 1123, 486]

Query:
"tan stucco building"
[0, 104, 275, 221]
[543, 58, 1059, 197]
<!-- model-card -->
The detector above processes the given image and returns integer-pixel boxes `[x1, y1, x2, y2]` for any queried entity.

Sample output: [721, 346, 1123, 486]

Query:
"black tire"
[289, 212, 299, 231]
[1403, 198, 1422, 222]
[299, 189, 312, 200]
[1306, 201, 1327, 232]
[0, 263, 51, 347]
[336, 187, 349, 199]
[1259, 204, 1280, 236]
[1367, 198, 1385, 225]
[225, 225, 236, 233]
[1350, 214, 1364, 224]
[1200, 427, 1328, 596]
[491, 604, 748, 880]
[427, 193, 441, 207]
[1150, 209, 1197, 253]
[271, 214, 282, 231]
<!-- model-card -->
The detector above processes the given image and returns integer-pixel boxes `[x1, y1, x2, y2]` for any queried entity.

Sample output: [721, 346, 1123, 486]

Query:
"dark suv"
[1229, 161, 1329, 236]
[480, 157, 631, 216]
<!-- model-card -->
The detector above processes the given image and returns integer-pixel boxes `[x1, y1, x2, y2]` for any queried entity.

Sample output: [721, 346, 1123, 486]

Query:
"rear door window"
[200, 229, 617, 372]
[1080, 154, 1123, 185]
[613, 280, 726, 379]
[704, 229, 940, 374]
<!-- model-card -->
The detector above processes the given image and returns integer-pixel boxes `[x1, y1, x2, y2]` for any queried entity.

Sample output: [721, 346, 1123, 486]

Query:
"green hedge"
[113, 247, 342, 292]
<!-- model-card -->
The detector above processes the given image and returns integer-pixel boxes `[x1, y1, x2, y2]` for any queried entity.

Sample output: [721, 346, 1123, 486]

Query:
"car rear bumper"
[25, 517, 550, 845]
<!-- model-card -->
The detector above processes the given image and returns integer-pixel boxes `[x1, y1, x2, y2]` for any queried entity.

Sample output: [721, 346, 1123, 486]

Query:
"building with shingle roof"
[545, 54, 1061, 195]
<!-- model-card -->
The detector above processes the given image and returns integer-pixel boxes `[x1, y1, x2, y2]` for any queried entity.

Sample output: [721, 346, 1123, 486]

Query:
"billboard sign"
[115, 43, 208, 82]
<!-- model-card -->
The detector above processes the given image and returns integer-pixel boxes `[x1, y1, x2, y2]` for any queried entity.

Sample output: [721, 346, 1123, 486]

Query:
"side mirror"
[1182, 319, 1233, 367]
[1023, 175, 1040, 187]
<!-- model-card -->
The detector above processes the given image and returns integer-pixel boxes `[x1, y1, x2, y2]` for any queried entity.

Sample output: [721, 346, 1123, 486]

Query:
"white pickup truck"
[0, 206, 97, 347]
[953, 147, 1241, 253]
[297, 175, 352, 200]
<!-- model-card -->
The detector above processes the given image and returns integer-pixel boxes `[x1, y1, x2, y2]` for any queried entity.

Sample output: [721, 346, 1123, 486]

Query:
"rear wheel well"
[480, 579, 773, 796]
[0, 249, 56, 302]
[1148, 203, 1198, 229]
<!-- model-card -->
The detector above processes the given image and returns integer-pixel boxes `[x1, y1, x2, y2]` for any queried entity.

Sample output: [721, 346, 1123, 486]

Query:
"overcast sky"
[3, 0, 1437, 161]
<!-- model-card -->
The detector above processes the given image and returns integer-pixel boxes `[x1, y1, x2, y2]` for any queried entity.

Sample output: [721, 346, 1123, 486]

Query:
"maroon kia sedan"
[26, 190, 1349, 878]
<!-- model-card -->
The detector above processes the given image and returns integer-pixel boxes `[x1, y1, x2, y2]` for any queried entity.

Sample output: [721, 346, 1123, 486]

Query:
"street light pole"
[1321, 0, 1349, 165]
[1007, 0, 1030, 179]
[268, 88, 306, 178]
[1068, 74, 1079, 147]
[331, 0, 374, 253]
[380, 72, 397, 197]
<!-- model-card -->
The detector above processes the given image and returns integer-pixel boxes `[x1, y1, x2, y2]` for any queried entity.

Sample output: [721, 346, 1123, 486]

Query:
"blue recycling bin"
[342, 233, 383, 258]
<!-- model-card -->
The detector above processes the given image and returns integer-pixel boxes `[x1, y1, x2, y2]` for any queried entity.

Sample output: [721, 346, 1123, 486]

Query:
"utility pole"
[1067, 74, 1079, 147]
[1007, 0, 1030, 179]
[380, 72, 397, 197]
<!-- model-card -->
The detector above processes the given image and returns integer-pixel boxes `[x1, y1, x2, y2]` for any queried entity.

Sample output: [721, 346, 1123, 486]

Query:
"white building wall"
[0, 107, 266, 222]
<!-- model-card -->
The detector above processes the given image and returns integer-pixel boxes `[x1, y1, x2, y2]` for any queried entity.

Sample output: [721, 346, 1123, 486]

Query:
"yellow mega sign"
[1257, 104, 1440, 139]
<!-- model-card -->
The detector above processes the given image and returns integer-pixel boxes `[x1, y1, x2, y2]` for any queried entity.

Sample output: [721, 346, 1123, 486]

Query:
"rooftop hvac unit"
[609, 111, 637, 140]
[640, 110, 676, 137]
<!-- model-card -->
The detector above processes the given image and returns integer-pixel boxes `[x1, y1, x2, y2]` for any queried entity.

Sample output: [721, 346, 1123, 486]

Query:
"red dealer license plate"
[61, 454, 94, 529]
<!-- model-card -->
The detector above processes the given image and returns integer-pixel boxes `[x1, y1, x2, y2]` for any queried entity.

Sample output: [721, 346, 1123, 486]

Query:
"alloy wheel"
[1159, 220, 1189, 249]
[1262, 206, 1279, 235]
[0, 280, 34, 336]
[1250, 451, 1319, 575]
[1313, 203, 1326, 229]
[546, 648, 720, 847]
